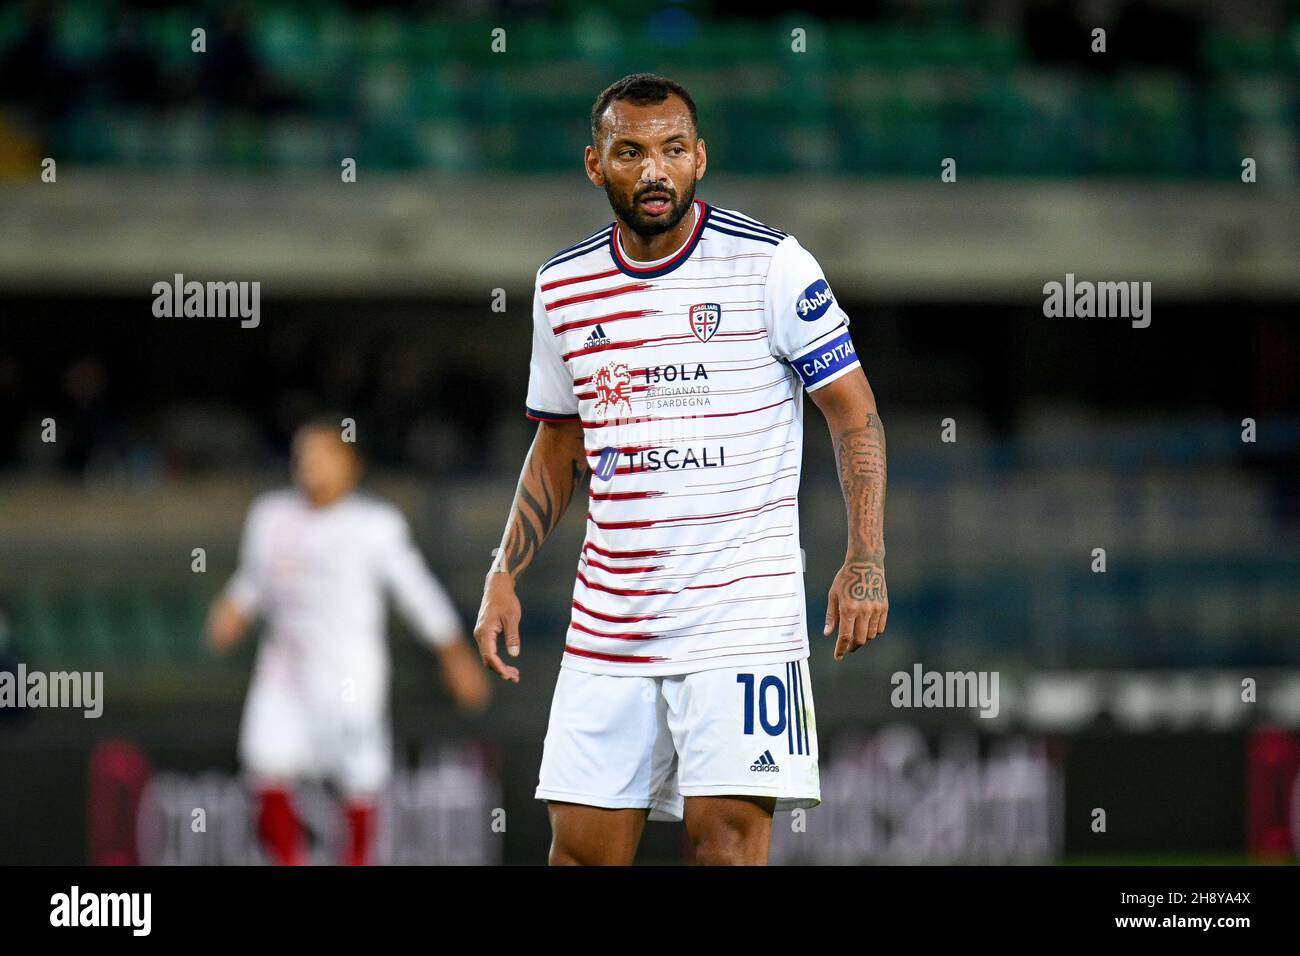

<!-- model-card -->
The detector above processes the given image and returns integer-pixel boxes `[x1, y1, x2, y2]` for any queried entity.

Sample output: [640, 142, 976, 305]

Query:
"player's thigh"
[326, 713, 392, 799]
[308, 668, 390, 796]
[683, 795, 777, 865]
[238, 679, 312, 780]
[547, 802, 650, 866]
[664, 658, 819, 862]
[536, 667, 681, 823]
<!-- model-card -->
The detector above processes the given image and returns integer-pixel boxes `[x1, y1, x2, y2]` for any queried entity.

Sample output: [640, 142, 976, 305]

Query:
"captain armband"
[790, 329, 860, 390]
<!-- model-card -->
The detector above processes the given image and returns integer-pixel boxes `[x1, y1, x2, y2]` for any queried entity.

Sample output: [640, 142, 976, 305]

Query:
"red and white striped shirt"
[525, 200, 860, 676]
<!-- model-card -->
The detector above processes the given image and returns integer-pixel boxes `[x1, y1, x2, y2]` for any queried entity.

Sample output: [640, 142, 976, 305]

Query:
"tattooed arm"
[473, 419, 590, 682]
[808, 369, 889, 660]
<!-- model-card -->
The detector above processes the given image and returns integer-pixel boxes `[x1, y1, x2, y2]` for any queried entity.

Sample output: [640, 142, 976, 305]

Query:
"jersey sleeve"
[379, 509, 463, 649]
[763, 235, 861, 392]
[224, 496, 270, 617]
[525, 270, 580, 421]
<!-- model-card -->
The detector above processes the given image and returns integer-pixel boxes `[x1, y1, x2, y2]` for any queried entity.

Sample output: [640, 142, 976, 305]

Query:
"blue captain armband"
[790, 329, 860, 390]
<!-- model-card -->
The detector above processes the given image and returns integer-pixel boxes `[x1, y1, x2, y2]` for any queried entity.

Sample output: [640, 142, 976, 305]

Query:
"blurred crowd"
[1, 0, 1295, 175]
[0, 340, 508, 480]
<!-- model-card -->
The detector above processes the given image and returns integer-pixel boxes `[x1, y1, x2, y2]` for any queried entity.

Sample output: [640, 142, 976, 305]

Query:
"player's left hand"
[823, 558, 888, 660]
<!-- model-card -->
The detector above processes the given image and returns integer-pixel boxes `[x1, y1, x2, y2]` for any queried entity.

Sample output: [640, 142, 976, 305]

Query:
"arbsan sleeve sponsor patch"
[764, 236, 858, 390]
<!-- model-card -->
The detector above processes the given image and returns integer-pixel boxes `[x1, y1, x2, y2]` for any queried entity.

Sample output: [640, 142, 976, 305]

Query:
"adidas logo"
[749, 749, 780, 773]
[585, 324, 611, 347]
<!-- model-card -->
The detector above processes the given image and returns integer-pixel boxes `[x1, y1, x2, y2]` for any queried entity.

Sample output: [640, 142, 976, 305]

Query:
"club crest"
[689, 302, 721, 343]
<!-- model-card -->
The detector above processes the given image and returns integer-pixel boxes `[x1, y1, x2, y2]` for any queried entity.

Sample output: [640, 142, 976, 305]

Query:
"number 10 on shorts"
[736, 673, 787, 736]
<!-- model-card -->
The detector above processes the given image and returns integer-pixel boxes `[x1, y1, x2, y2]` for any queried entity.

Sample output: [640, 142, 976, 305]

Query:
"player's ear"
[584, 144, 605, 187]
[695, 138, 707, 181]
[343, 443, 364, 483]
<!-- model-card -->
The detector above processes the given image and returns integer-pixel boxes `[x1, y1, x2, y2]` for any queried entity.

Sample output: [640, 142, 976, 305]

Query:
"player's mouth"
[637, 191, 673, 216]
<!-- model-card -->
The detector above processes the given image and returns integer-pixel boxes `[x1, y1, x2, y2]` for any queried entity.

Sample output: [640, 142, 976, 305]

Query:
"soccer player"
[206, 419, 490, 865]
[474, 73, 889, 866]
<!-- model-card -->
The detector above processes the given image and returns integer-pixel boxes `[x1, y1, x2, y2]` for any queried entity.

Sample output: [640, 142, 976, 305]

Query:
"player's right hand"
[205, 597, 250, 654]
[474, 569, 523, 683]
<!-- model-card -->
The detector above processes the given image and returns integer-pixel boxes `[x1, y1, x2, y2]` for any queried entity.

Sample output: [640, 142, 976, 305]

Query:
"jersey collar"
[608, 200, 710, 279]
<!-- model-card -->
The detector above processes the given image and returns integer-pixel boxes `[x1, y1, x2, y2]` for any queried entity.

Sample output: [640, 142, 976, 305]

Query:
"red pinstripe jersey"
[525, 200, 860, 676]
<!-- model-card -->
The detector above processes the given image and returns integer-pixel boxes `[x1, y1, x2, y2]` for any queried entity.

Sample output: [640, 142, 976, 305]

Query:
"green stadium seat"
[69, 588, 114, 664]
[55, 0, 110, 64]
[1203, 30, 1281, 74]
[9, 588, 61, 664]
[127, 588, 170, 662]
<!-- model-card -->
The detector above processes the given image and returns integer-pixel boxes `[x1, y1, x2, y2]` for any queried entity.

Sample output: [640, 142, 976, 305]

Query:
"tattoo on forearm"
[571, 457, 588, 489]
[504, 479, 553, 575]
[834, 412, 887, 562]
[499, 444, 589, 576]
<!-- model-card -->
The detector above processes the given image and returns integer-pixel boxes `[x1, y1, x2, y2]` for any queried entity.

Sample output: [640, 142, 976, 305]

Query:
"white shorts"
[536, 658, 820, 822]
[238, 677, 391, 799]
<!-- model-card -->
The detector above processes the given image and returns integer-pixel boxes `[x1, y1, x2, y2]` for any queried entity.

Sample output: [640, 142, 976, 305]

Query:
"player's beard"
[605, 176, 697, 238]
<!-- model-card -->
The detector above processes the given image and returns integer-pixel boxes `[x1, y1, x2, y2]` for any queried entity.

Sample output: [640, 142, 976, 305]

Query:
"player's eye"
[619, 149, 638, 159]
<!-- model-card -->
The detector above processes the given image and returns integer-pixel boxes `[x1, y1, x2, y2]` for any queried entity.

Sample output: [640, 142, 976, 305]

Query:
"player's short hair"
[292, 412, 363, 462]
[590, 73, 699, 146]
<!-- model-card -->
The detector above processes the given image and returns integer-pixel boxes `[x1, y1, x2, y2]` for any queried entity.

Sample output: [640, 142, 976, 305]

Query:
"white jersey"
[525, 199, 861, 677]
[225, 489, 462, 705]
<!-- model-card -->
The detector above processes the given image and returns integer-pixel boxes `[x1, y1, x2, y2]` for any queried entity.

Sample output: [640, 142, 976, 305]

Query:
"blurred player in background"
[206, 418, 490, 865]
[475, 74, 888, 865]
